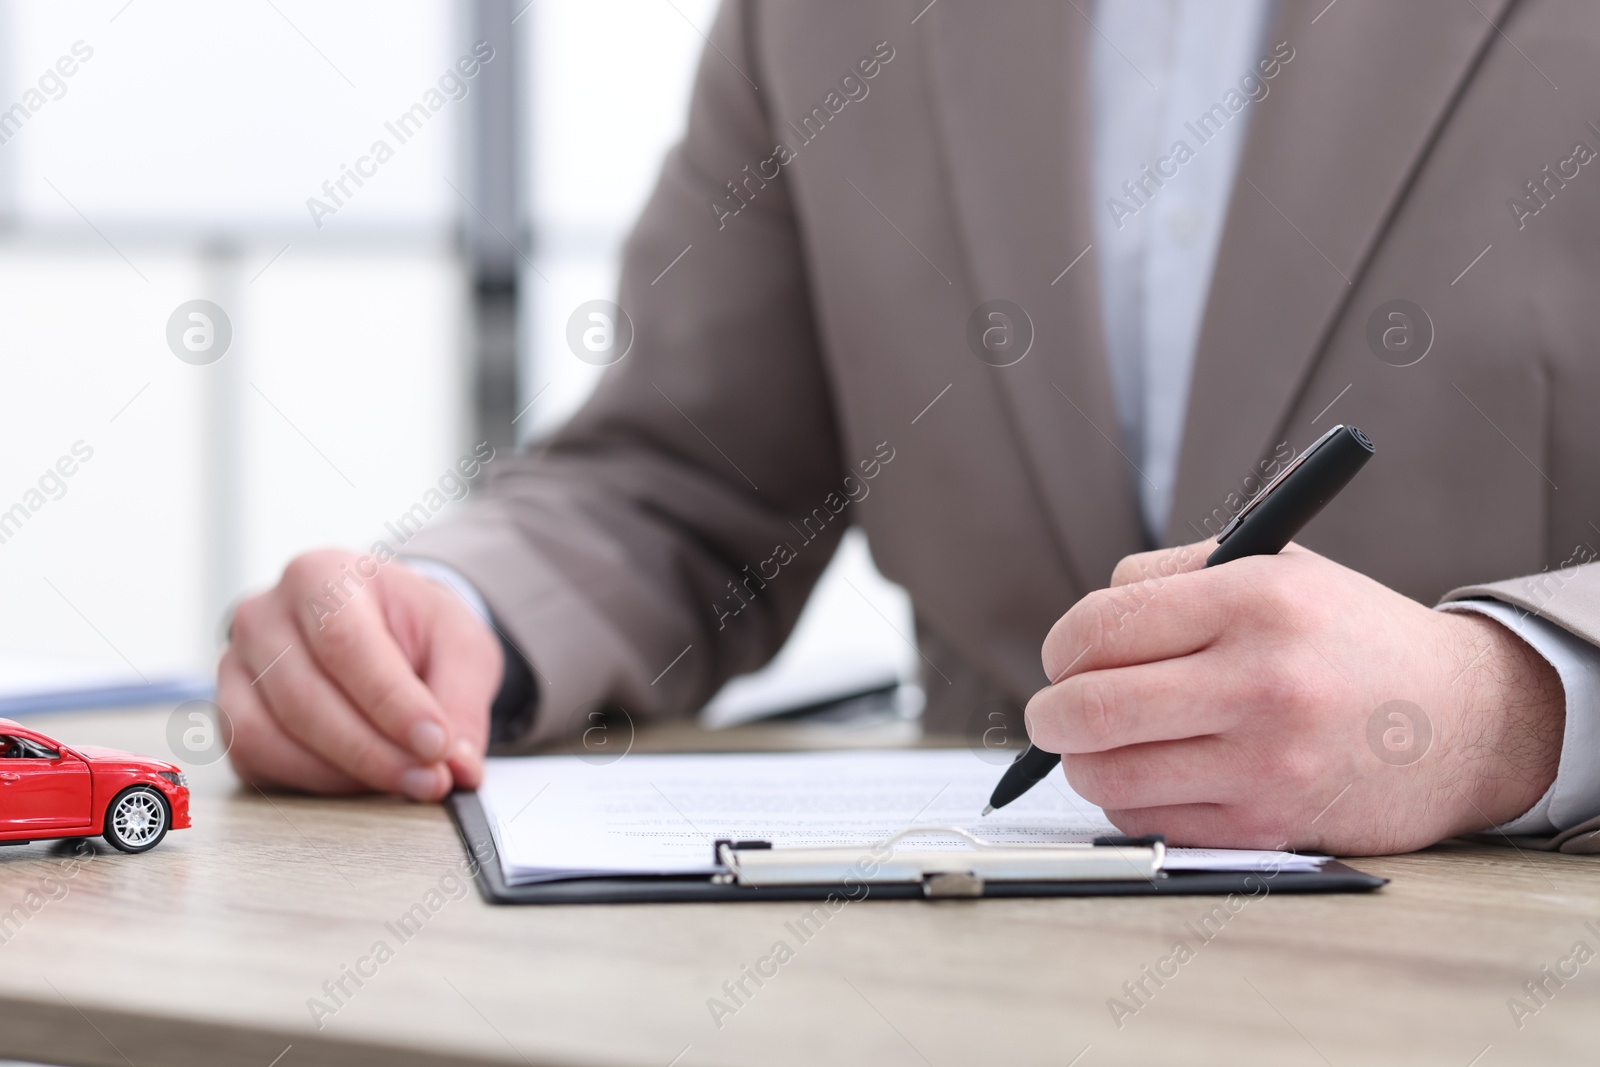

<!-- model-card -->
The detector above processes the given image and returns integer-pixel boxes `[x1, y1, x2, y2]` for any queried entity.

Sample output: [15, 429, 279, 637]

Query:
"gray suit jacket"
[408, 0, 1600, 851]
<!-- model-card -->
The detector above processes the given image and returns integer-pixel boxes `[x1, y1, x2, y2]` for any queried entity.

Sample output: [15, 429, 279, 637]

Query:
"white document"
[478, 750, 1328, 886]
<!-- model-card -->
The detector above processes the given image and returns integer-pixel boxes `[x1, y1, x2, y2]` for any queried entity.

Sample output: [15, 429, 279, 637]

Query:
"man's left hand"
[1025, 541, 1566, 855]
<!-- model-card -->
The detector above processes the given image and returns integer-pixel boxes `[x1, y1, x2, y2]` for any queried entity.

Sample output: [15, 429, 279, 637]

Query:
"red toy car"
[0, 718, 190, 853]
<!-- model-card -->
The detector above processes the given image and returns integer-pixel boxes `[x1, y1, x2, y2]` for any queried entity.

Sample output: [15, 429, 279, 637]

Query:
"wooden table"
[0, 706, 1595, 1067]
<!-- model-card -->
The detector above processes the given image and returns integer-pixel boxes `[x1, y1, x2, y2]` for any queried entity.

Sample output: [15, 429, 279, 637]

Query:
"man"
[219, 0, 1600, 855]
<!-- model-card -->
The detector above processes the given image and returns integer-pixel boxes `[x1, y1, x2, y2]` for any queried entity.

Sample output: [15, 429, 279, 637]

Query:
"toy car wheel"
[103, 786, 170, 853]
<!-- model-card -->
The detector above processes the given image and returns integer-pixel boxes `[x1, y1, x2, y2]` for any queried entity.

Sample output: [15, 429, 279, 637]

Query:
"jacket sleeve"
[1441, 563, 1600, 853]
[404, 1, 849, 747]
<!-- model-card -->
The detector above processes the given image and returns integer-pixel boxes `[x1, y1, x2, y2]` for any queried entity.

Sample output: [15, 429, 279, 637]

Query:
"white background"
[0, 0, 914, 714]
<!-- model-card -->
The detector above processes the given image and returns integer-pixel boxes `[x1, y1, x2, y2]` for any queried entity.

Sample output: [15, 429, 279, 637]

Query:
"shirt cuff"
[1439, 599, 1600, 835]
[401, 557, 492, 626]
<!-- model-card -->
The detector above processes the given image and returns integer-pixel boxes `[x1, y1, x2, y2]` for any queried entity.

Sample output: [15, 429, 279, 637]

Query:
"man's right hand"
[218, 549, 503, 801]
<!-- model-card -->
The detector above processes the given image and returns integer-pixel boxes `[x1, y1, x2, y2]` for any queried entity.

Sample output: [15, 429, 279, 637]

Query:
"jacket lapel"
[1165, 0, 1513, 544]
[916, 0, 1146, 593]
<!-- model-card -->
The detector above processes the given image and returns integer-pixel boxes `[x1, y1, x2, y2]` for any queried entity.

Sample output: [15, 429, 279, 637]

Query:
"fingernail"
[454, 738, 480, 765]
[398, 767, 438, 802]
[410, 720, 448, 761]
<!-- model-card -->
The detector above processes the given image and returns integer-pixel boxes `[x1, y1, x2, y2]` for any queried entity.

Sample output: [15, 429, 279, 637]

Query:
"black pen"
[982, 423, 1376, 815]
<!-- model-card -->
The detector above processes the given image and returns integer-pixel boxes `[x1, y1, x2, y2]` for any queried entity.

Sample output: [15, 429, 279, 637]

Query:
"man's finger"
[1109, 540, 1213, 588]
[413, 586, 503, 790]
[249, 636, 450, 800]
[292, 574, 454, 765]
[1025, 653, 1244, 754]
[1048, 542, 1328, 681]
[1097, 802, 1317, 851]
[219, 650, 364, 795]
[1041, 567, 1237, 682]
[1061, 736, 1246, 812]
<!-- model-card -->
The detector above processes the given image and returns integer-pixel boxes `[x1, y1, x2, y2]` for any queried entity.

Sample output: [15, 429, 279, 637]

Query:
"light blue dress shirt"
[1092, 0, 1272, 541]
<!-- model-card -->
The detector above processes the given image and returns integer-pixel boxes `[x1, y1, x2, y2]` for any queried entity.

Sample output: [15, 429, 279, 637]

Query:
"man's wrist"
[1444, 612, 1565, 829]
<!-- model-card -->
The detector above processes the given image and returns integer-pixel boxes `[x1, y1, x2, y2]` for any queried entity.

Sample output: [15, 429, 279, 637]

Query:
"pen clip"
[1214, 424, 1344, 545]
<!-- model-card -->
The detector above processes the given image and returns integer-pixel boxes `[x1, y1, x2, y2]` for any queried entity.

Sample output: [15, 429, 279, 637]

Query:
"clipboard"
[447, 792, 1387, 905]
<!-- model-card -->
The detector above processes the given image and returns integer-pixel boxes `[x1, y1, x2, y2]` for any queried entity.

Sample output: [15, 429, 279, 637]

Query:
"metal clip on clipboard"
[714, 828, 1166, 899]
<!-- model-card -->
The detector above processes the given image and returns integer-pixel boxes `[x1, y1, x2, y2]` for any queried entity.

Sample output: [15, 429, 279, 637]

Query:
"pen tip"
[980, 805, 994, 817]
